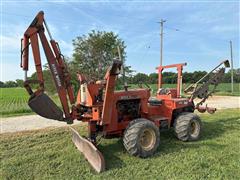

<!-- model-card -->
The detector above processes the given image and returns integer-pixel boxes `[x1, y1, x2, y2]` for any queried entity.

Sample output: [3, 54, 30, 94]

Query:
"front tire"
[174, 112, 202, 141]
[123, 119, 160, 158]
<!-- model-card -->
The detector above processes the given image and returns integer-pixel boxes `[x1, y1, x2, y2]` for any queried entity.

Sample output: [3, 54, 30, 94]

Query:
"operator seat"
[148, 98, 162, 106]
[148, 88, 171, 106]
[157, 88, 170, 95]
[158, 88, 177, 98]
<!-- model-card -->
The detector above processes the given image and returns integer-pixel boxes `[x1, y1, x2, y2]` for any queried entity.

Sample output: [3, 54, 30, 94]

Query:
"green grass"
[0, 88, 60, 117]
[0, 88, 32, 116]
[1, 109, 240, 179]
[213, 83, 240, 95]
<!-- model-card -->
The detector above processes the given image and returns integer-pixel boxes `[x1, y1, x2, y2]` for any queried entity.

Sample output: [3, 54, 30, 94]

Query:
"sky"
[0, 0, 239, 82]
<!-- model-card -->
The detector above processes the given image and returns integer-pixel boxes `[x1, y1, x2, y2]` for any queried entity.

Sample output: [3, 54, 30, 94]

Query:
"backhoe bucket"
[28, 92, 64, 121]
[70, 127, 105, 173]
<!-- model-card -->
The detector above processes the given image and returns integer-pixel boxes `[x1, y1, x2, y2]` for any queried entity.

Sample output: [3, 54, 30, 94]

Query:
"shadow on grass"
[98, 115, 239, 169]
[201, 116, 239, 140]
[98, 139, 125, 171]
[155, 116, 239, 157]
[157, 131, 227, 157]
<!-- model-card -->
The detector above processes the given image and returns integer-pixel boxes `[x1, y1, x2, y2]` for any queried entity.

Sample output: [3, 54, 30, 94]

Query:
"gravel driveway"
[194, 95, 240, 109]
[1, 96, 239, 134]
[1, 115, 82, 134]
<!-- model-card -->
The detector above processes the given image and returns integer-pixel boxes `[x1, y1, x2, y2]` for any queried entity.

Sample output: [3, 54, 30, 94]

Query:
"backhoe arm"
[20, 11, 75, 122]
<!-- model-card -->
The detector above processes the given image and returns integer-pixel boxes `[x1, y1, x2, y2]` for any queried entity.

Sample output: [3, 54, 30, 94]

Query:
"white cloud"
[47, 22, 59, 38]
[67, 3, 106, 26]
[57, 39, 73, 57]
[209, 25, 238, 34]
[1, 21, 73, 81]
[1, 23, 26, 53]
[2, 23, 26, 36]
[1, 62, 27, 82]
[1, 35, 21, 52]
[126, 30, 158, 52]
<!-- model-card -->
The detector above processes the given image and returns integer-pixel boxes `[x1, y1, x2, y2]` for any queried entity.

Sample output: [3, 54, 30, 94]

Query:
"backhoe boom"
[21, 11, 74, 122]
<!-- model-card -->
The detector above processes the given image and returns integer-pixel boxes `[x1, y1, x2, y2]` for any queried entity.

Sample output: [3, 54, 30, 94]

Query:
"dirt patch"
[194, 96, 240, 109]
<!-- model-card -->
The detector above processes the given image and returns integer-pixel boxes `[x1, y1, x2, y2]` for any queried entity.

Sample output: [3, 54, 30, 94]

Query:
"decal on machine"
[120, 95, 140, 100]
[178, 100, 188, 105]
[51, 63, 62, 87]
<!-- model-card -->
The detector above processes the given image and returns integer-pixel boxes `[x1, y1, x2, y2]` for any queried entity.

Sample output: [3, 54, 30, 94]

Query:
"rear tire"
[174, 112, 202, 141]
[123, 118, 160, 158]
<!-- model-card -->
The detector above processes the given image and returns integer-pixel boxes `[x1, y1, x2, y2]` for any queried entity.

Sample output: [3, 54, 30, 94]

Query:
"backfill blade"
[70, 127, 105, 173]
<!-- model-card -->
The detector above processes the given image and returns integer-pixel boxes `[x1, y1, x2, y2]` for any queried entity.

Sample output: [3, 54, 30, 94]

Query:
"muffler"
[28, 92, 64, 121]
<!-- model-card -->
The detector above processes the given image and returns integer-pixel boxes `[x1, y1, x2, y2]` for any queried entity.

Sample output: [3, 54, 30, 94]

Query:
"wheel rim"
[139, 128, 156, 151]
[190, 120, 200, 138]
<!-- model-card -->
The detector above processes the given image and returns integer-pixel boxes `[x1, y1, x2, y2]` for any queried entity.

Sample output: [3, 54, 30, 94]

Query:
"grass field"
[0, 84, 239, 117]
[1, 109, 240, 179]
[0, 88, 31, 116]
[0, 88, 60, 117]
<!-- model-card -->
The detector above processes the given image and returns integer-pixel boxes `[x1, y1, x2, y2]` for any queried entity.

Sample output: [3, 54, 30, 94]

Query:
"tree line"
[0, 79, 24, 88]
[122, 69, 240, 85]
[1, 69, 239, 89]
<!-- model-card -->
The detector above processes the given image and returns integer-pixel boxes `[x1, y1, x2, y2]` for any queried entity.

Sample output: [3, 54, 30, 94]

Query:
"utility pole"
[230, 40, 234, 93]
[158, 19, 166, 66]
[117, 46, 128, 91]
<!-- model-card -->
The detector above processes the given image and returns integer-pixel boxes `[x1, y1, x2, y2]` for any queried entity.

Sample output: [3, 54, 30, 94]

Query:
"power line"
[165, 25, 179, 32]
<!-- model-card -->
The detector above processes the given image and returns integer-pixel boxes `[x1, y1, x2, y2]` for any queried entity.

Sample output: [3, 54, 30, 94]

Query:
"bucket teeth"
[70, 127, 105, 173]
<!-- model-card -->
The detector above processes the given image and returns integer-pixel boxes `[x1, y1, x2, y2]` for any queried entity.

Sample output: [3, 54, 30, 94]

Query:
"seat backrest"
[157, 88, 177, 98]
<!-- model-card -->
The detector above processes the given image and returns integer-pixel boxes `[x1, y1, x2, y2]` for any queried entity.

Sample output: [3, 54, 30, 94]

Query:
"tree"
[148, 73, 158, 84]
[16, 79, 24, 87]
[117, 65, 135, 85]
[4, 81, 17, 87]
[162, 72, 177, 84]
[30, 69, 56, 94]
[223, 68, 240, 83]
[0, 81, 5, 88]
[71, 30, 126, 81]
[28, 31, 128, 94]
[132, 73, 149, 84]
